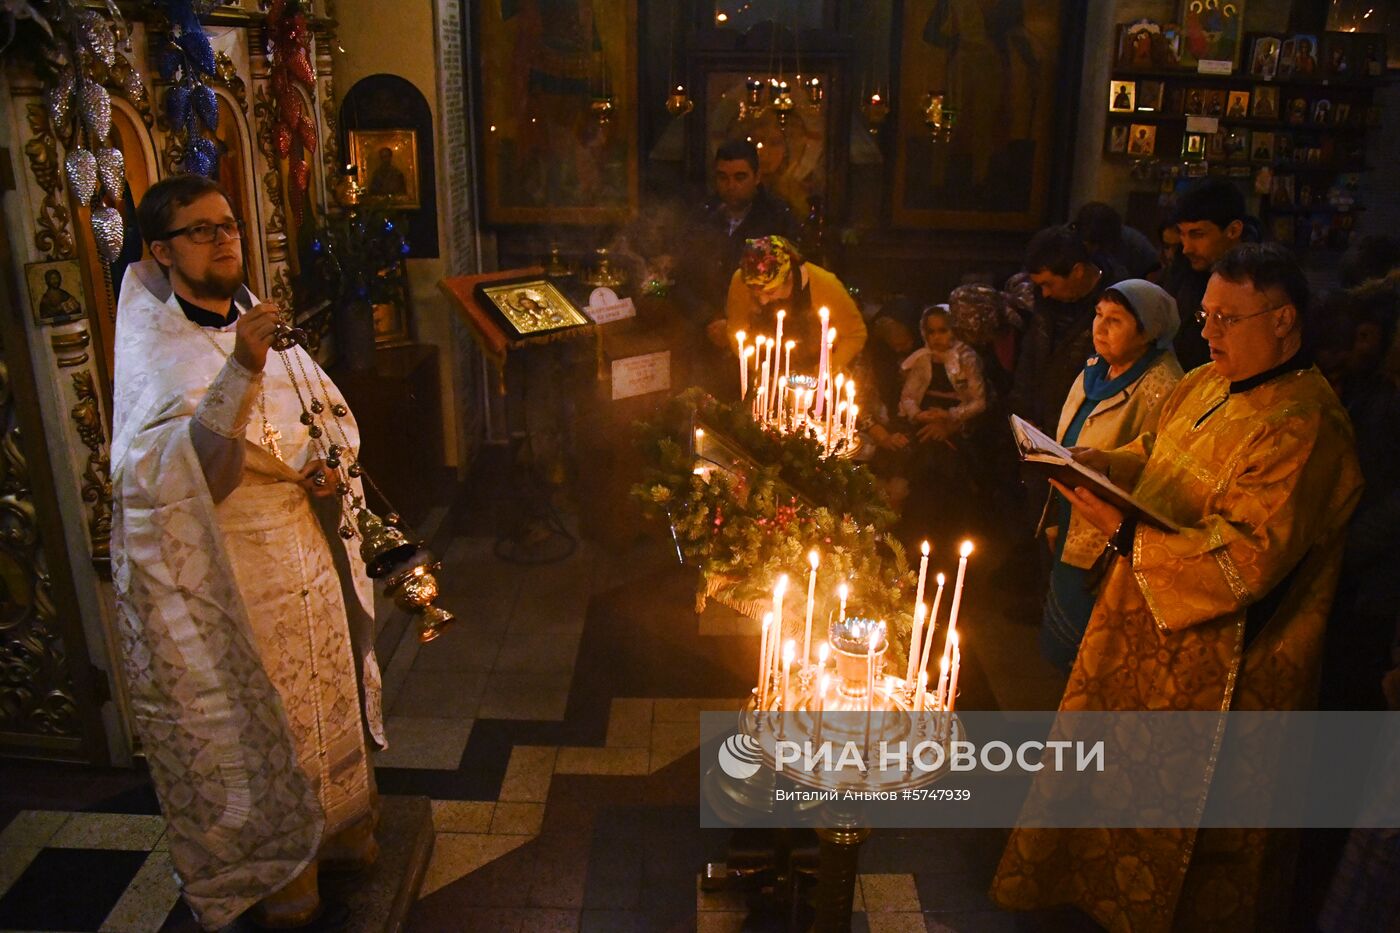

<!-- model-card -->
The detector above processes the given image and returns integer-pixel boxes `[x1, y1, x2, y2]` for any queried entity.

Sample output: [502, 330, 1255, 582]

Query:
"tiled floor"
[0, 467, 1100, 932]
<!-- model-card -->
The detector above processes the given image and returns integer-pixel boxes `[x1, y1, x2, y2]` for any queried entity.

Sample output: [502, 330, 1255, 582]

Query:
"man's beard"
[185, 263, 244, 301]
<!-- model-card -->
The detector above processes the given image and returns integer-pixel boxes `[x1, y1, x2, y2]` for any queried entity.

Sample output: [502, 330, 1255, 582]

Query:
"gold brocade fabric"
[991, 365, 1362, 932]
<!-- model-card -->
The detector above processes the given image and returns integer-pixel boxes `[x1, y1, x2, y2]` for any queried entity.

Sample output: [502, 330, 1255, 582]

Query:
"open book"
[1010, 415, 1180, 532]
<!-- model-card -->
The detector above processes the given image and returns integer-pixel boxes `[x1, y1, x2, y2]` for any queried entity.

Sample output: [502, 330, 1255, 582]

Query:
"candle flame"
[838, 582, 849, 599]
[775, 574, 789, 595]
[936, 572, 946, 585]
[785, 339, 795, 350]
[777, 309, 786, 321]
[743, 346, 755, 359]
[959, 540, 974, 558]
[735, 330, 746, 343]
[762, 611, 772, 629]
[783, 640, 796, 662]
[818, 642, 829, 664]
[694, 428, 704, 440]
[819, 306, 829, 320]
[827, 329, 837, 344]
[808, 549, 819, 569]
[915, 601, 925, 621]
[921, 540, 931, 556]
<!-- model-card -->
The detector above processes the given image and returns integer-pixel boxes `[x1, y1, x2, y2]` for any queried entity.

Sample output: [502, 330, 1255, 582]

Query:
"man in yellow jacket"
[709, 235, 866, 375]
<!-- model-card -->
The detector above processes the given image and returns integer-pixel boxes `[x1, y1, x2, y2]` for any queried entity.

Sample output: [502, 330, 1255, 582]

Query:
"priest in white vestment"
[111, 175, 384, 929]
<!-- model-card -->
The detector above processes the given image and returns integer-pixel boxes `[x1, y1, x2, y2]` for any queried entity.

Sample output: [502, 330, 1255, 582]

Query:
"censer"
[269, 321, 456, 643]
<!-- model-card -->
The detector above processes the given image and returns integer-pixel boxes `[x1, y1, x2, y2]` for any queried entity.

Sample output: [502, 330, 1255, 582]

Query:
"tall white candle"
[942, 540, 974, 664]
[783, 340, 795, 409]
[919, 573, 946, 677]
[765, 330, 778, 419]
[947, 634, 961, 714]
[758, 611, 773, 708]
[773, 574, 789, 645]
[815, 306, 830, 418]
[758, 353, 771, 425]
[915, 670, 929, 712]
[817, 641, 829, 674]
[905, 601, 926, 686]
[814, 672, 830, 748]
[915, 540, 931, 611]
[803, 550, 819, 665]
[837, 582, 848, 624]
[781, 639, 795, 710]
[736, 330, 748, 398]
[935, 656, 950, 711]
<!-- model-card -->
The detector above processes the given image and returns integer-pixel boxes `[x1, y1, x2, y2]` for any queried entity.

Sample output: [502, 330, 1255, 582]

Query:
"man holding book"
[993, 244, 1362, 931]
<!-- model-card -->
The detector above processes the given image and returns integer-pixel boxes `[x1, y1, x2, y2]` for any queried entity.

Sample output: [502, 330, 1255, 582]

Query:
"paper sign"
[611, 350, 670, 400]
[1186, 116, 1219, 134]
[587, 297, 637, 325]
[1197, 59, 1234, 75]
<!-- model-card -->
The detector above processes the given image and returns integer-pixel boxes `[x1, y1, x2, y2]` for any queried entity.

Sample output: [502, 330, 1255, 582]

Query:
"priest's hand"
[300, 459, 340, 500]
[233, 303, 281, 372]
[1048, 479, 1123, 538]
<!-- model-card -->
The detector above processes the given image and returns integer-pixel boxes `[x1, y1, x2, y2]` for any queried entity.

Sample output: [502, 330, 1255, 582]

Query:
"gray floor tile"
[389, 669, 490, 717]
[373, 716, 475, 770]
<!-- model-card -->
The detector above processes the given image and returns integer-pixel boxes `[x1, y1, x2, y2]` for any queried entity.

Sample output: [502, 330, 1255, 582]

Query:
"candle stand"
[704, 622, 964, 932]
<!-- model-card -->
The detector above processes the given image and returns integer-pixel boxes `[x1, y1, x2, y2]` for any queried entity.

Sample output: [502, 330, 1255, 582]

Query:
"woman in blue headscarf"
[1039, 279, 1184, 672]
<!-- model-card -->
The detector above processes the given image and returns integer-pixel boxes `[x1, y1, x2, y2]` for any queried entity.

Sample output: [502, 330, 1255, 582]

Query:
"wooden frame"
[891, 0, 1066, 231]
[349, 128, 421, 210]
[475, 277, 591, 339]
[475, 0, 639, 225]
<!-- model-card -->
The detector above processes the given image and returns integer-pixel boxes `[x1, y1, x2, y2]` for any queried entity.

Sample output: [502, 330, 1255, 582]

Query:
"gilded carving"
[50, 330, 92, 369]
[320, 76, 340, 182]
[0, 356, 81, 739]
[212, 51, 249, 112]
[252, 84, 288, 241]
[69, 371, 112, 560]
[21, 102, 76, 261]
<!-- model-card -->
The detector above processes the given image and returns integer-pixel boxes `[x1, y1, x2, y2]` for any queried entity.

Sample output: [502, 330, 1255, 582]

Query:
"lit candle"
[773, 573, 789, 648]
[906, 601, 926, 686]
[935, 655, 949, 711]
[915, 670, 929, 712]
[757, 344, 771, 425]
[742, 346, 755, 402]
[824, 331, 837, 444]
[771, 311, 785, 418]
[915, 540, 931, 610]
[817, 641, 829, 673]
[847, 403, 859, 444]
[864, 627, 878, 751]
[803, 550, 819, 665]
[919, 573, 946, 677]
[947, 633, 961, 714]
[837, 582, 849, 624]
[736, 330, 748, 398]
[781, 639, 795, 710]
[814, 672, 830, 748]
[758, 611, 773, 708]
[765, 332, 778, 420]
[942, 540, 973, 664]
[815, 306, 830, 417]
[783, 340, 795, 401]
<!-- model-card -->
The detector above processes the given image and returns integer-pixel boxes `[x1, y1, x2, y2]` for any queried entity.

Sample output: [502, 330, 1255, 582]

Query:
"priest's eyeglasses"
[162, 220, 244, 244]
[1195, 303, 1286, 330]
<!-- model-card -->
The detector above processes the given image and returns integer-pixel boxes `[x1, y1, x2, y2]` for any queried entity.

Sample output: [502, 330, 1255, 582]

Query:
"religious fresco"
[892, 0, 1064, 230]
[704, 71, 830, 219]
[477, 0, 639, 224]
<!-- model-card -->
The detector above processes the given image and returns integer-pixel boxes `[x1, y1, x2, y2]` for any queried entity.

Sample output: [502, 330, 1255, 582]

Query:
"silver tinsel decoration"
[79, 80, 111, 142]
[76, 9, 115, 67]
[44, 72, 74, 135]
[120, 65, 147, 103]
[95, 147, 124, 198]
[64, 148, 98, 203]
[91, 206, 123, 263]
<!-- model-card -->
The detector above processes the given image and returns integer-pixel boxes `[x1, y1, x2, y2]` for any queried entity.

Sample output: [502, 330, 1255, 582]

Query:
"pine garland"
[632, 389, 915, 667]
